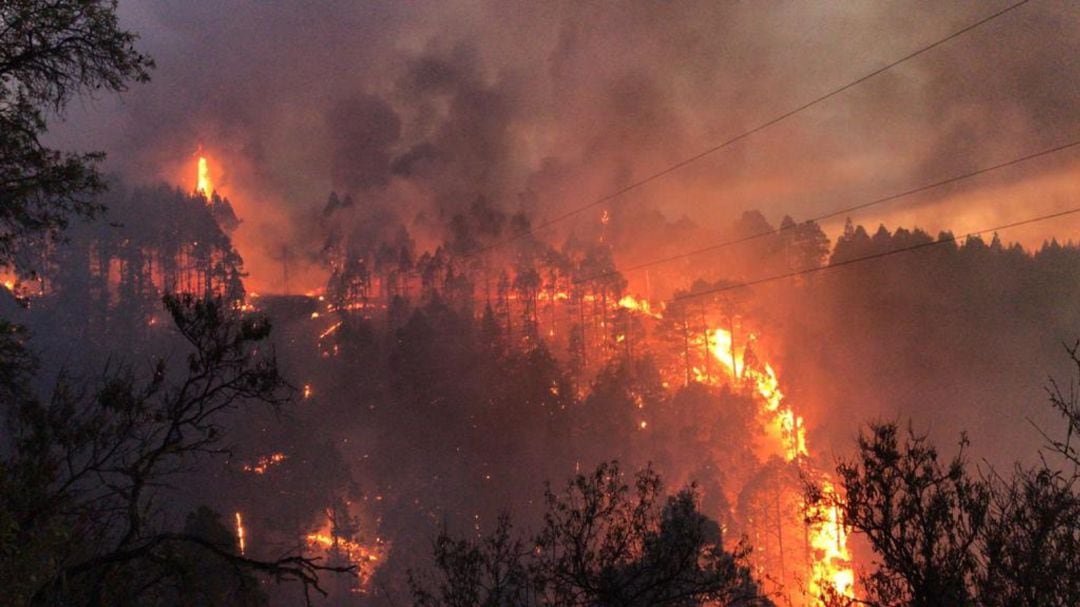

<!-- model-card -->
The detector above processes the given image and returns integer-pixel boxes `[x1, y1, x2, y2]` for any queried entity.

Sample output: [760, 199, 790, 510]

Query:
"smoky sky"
[48, 0, 1080, 292]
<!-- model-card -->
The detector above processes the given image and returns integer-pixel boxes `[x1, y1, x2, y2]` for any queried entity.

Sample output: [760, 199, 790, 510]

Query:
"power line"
[670, 205, 1080, 303]
[472, 0, 1034, 257]
[575, 138, 1080, 284]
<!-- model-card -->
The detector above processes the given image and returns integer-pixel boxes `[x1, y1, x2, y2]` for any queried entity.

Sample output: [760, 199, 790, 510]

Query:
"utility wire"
[575, 138, 1080, 284]
[471, 0, 1034, 257]
[670, 205, 1080, 303]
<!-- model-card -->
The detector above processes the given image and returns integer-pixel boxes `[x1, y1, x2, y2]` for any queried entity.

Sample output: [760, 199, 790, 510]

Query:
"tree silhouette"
[411, 462, 773, 607]
[814, 371, 1080, 607]
[0, 0, 153, 274]
[811, 424, 989, 607]
[0, 296, 354, 606]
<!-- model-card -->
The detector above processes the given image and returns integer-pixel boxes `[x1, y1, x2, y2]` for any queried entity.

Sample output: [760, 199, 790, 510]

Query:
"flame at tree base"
[305, 520, 388, 594]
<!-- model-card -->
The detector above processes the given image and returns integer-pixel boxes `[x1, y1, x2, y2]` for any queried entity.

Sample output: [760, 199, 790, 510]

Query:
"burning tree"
[43, 184, 248, 321]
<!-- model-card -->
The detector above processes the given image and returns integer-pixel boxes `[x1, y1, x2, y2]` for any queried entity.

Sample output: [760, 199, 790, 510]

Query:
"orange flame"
[305, 518, 387, 593]
[197, 156, 213, 199]
[807, 480, 855, 601]
[709, 329, 806, 461]
[235, 511, 246, 555]
[706, 327, 852, 604]
[618, 294, 663, 319]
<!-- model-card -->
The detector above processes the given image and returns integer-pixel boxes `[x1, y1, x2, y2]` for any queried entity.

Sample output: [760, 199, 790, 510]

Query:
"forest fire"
[611, 297, 855, 604]
[7, 3, 1079, 607]
[159, 129, 861, 607]
[73, 147, 862, 606]
[704, 328, 851, 602]
[708, 330, 807, 461]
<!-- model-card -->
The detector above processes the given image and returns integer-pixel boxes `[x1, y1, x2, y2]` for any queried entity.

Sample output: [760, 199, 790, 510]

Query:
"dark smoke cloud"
[391, 40, 523, 212]
[327, 95, 401, 192]
[48, 0, 1080, 292]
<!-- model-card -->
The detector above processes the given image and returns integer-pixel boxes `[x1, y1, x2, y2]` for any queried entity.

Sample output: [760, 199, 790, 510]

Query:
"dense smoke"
[48, 0, 1080, 293]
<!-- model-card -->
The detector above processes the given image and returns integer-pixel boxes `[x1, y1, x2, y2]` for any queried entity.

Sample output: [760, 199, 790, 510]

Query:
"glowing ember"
[242, 452, 287, 474]
[196, 155, 214, 199]
[319, 321, 343, 340]
[235, 511, 246, 555]
[303, 384, 312, 399]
